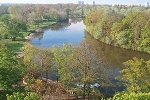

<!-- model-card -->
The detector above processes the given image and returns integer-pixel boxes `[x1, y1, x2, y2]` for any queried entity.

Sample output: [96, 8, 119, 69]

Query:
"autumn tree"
[72, 40, 105, 99]
[36, 4, 45, 19]
[9, 4, 34, 23]
[22, 43, 53, 81]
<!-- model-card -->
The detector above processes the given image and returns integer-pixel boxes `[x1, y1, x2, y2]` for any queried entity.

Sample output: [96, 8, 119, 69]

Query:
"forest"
[0, 4, 150, 100]
[85, 5, 150, 54]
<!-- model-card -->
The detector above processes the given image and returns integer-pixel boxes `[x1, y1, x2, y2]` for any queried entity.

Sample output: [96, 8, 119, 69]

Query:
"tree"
[122, 12, 148, 48]
[137, 22, 150, 53]
[22, 43, 53, 80]
[9, 5, 34, 23]
[0, 42, 25, 90]
[51, 43, 75, 86]
[0, 14, 27, 41]
[36, 4, 45, 19]
[72, 40, 105, 99]
[118, 57, 150, 93]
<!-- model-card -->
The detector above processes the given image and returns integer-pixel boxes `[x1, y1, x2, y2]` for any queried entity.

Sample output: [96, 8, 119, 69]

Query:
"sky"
[0, 0, 148, 5]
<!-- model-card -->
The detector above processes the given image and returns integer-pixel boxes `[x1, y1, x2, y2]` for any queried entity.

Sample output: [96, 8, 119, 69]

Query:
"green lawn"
[5, 39, 24, 52]
[27, 21, 56, 32]
[0, 20, 56, 52]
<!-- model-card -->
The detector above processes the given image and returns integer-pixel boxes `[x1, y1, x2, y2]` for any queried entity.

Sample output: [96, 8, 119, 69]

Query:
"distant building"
[78, 1, 84, 5]
[82, 1, 84, 5]
[93, 1, 95, 5]
[0, 3, 1, 6]
[78, 1, 81, 5]
[145, 2, 149, 7]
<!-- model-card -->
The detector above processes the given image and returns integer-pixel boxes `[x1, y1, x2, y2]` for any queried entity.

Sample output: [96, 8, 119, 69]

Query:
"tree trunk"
[83, 83, 86, 100]
[46, 72, 49, 79]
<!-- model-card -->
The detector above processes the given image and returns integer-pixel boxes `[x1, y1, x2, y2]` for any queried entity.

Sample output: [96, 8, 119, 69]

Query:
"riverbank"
[6, 21, 56, 52]
[86, 29, 150, 54]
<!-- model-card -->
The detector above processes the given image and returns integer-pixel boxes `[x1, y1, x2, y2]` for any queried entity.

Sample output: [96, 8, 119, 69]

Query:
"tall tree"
[51, 43, 75, 86]
[72, 40, 105, 99]
[0, 42, 25, 90]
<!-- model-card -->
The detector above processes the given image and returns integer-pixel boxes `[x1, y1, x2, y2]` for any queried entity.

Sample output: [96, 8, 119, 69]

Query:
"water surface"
[31, 19, 85, 47]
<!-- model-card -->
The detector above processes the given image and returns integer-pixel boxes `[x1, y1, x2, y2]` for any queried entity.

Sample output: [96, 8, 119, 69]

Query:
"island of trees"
[0, 3, 150, 100]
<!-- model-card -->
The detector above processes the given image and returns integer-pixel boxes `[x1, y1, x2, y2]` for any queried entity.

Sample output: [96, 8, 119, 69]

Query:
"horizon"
[0, 0, 149, 5]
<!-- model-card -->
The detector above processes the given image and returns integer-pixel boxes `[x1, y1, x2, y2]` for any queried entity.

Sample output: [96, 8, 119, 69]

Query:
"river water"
[31, 18, 150, 95]
[31, 18, 85, 47]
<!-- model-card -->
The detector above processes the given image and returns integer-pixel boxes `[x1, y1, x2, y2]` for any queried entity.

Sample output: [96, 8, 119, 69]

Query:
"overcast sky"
[0, 0, 148, 5]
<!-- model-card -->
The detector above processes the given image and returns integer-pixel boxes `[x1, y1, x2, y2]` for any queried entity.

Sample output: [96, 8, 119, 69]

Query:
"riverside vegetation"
[0, 4, 150, 100]
[85, 5, 150, 54]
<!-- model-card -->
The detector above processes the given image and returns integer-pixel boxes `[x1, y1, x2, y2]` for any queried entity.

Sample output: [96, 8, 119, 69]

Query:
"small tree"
[0, 14, 27, 41]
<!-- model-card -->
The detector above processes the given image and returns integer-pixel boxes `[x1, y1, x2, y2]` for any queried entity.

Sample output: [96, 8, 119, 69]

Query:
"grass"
[27, 21, 56, 32]
[0, 20, 56, 52]
[2, 39, 25, 52]
[7, 40, 24, 52]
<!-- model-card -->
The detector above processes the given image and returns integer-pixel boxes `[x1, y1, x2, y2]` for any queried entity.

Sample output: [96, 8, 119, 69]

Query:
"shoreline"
[86, 31, 150, 55]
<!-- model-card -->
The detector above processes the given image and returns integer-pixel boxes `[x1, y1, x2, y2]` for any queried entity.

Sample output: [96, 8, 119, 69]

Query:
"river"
[31, 18, 85, 47]
[31, 18, 150, 95]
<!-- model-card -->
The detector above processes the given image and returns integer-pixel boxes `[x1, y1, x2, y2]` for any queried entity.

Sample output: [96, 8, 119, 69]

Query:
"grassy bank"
[0, 21, 56, 52]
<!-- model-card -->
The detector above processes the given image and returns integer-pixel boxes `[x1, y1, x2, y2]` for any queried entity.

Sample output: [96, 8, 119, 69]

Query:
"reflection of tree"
[33, 32, 44, 41]
[50, 22, 70, 30]
[46, 18, 83, 30]
[85, 31, 150, 95]
[85, 31, 150, 68]
[69, 18, 83, 23]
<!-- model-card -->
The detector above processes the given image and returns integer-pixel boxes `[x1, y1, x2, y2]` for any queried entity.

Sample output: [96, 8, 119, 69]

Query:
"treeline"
[0, 3, 95, 42]
[85, 5, 150, 54]
[0, 3, 95, 23]
[0, 4, 69, 41]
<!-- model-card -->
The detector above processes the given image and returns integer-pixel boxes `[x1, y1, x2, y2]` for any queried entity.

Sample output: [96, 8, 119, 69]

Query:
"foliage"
[0, 14, 27, 41]
[22, 43, 53, 80]
[0, 42, 25, 90]
[6, 92, 41, 100]
[51, 43, 75, 87]
[85, 7, 150, 53]
[25, 78, 68, 99]
[72, 41, 105, 99]
[107, 93, 150, 100]
[118, 57, 150, 93]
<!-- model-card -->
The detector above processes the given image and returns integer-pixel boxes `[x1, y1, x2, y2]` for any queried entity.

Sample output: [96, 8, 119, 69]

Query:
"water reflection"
[85, 31, 150, 69]
[31, 18, 85, 47]
[85, 31, 150, 95]
[69, 18, 83, 23]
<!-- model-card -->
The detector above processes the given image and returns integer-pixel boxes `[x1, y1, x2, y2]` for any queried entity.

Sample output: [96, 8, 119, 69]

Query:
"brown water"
[85, 31, 150, 77]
